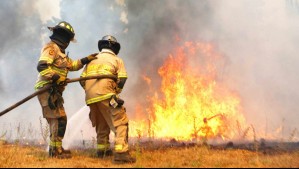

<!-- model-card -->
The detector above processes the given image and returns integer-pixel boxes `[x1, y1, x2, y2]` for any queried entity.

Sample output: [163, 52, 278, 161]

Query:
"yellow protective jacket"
[80, 49, 128, 105]
[35, 41, 84, 90]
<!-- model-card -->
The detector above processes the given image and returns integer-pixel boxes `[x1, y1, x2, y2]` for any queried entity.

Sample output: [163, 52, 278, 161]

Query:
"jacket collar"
[101, 49, 116, 55]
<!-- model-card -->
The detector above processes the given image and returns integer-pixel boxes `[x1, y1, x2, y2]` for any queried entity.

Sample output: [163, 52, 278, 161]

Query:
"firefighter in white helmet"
[35, 21, 97, 159]
[80, 35, 136, 164]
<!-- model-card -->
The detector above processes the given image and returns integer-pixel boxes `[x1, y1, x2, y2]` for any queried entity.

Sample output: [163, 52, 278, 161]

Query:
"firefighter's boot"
[97, 149, 113, 158]
[113, 152, 136, 164]
[49, 147, 72, 159]
[62, 147, 71, 154]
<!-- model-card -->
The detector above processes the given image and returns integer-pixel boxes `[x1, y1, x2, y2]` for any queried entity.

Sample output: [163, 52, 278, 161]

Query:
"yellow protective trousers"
[89, 99, 129, 153]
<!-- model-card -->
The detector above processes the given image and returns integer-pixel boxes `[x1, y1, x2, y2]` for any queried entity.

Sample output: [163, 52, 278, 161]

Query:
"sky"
[0, 0, 299, 143]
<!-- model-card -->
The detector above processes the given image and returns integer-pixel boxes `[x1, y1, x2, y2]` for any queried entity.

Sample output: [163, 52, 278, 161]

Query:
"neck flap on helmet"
[49, 30, 71, 52]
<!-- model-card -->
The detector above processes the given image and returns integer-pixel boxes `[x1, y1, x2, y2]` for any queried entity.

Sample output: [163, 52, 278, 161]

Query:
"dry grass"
[0, 143, 299, 168]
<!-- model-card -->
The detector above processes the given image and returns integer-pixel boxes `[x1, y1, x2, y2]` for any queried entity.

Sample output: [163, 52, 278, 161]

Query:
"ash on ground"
[130, 138, 299, 155]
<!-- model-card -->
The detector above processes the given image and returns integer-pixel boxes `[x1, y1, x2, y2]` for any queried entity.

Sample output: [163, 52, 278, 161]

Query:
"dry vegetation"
[0, 142, 299, 168]
[1, 120, 298, 168]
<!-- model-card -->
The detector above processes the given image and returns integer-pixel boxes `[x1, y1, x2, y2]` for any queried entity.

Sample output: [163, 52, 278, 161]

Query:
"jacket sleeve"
[79, 65, 87, 89]
[116, 58, 128, 93]
[67, 57, 84, 71]
[37, 45, 57, 80]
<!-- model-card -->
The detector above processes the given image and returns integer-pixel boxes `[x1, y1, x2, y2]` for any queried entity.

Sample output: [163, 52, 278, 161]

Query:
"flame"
[130, 41, 246, 141]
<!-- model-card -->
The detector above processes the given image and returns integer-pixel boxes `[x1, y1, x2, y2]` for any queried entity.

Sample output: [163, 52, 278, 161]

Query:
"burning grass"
[0, 142, 299, 168]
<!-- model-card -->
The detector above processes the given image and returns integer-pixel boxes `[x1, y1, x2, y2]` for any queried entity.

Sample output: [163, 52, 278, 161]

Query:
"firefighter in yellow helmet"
[80, 35, 136, 164]
[35, 21, 97, 159]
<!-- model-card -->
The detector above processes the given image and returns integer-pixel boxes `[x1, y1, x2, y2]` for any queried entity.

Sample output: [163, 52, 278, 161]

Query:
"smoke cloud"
[212, 0, 299, 135]
[0, 0, 299, 141]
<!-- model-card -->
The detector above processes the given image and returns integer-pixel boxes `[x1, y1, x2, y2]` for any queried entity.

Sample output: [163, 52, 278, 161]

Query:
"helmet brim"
[98, 40, 120, 48]
[47, 26, 54, 31]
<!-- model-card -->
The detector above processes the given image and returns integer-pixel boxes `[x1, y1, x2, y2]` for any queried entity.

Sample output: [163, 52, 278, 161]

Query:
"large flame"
[130, 41, 246, 141]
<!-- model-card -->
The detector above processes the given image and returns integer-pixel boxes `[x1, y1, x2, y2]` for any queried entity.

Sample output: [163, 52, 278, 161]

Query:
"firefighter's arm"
[68, 53, 98, 71]
[80, 53, 98, 65]
[116, 77, 127, 94]
[79, 66, 87, 89]
[37, 46, 59, 82]
[116, 58, 128, 94]
[67, 57, 83, 71]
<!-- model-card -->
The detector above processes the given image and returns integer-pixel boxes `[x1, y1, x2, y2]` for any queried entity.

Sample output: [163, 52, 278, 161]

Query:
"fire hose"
[0, 75, 117, 117]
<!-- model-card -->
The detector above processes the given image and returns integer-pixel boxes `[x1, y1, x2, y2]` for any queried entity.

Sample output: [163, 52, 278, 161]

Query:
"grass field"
[0, 142, 299, 168]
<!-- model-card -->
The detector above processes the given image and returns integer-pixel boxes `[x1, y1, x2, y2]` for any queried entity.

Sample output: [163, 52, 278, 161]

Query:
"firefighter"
[35, 21, 97, 159]
[80, 35, 136, 164]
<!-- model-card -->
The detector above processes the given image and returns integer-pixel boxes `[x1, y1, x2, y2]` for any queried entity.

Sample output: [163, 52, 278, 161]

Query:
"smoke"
[0, 0, 61, 94]
[0, 70, 2, 92]
[34, 0, 61, 24]
[211, 0, 299, 134]
[1, 0, 299, 142]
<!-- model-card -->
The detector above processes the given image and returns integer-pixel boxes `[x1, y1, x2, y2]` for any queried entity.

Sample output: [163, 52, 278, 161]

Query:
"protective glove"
[116, 97, 124, 107]
[51, 73, 60, 83]
[51, 73, 67, 86]
[81, 53, 98, 65]
[116, 87, 122, 94]
[57, 78, 69, 86]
